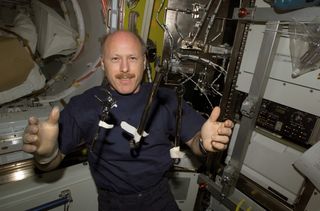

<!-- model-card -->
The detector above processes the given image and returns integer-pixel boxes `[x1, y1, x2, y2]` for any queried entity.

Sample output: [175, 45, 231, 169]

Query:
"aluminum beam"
[221, 21, 281, 197]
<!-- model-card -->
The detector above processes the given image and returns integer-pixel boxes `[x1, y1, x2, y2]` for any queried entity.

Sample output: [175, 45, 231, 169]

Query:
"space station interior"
[0, 0, 320, 210]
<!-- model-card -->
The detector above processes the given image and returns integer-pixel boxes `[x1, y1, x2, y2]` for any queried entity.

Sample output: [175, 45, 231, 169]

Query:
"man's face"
[101, 31, 146, 94]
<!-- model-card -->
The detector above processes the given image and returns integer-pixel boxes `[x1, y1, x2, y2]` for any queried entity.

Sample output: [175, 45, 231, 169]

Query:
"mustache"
[115, 73, 135, 79]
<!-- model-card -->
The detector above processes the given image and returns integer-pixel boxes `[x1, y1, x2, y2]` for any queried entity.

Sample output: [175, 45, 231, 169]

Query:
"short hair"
[100, 30, 147, 55]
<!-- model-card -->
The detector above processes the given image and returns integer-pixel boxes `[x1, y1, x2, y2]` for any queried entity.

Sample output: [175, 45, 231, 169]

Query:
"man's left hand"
[200, 107, 234, 152]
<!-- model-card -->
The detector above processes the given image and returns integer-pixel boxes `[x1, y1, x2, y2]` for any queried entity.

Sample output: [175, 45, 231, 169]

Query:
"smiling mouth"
[115, 73, 135, 80]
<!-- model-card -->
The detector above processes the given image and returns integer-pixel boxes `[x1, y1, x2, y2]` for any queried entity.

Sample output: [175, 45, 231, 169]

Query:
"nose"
[120, 58, 129, 73]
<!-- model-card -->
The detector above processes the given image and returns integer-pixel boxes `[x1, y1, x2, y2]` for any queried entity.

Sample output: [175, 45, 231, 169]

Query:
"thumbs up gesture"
[23, 106, 60, 161]
[200, 107, 234, 152]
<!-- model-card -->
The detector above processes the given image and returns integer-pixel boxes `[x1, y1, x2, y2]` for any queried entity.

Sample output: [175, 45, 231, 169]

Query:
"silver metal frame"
[221, 21, 281, 198]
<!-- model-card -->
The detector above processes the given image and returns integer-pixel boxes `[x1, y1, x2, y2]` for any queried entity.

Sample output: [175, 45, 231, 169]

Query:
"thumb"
[209, 106, 220, 122]
[47, 106, 60, 125]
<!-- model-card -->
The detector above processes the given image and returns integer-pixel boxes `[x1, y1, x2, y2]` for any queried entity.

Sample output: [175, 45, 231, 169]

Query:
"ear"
[143, 56, 147, 70]
[100, 57, 105, 70]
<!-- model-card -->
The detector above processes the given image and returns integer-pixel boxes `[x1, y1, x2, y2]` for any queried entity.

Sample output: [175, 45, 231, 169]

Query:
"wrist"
[34, 147, 59, 165]
[198, 137, 207, 156]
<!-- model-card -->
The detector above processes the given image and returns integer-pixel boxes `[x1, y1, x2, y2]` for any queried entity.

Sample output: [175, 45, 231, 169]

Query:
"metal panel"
[236, 24, 320, 116]
[169, 172, 199, 211]
[226, 124, 305, 204]
[0, 163, 99, 211]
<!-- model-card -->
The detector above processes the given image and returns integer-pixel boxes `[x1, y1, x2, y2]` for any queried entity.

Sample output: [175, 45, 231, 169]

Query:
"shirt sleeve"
[179, 100, 206, 143]
[58, 102, 83, 155]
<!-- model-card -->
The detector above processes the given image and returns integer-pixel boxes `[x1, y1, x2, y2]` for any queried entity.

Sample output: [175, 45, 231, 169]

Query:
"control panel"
[236, 91, 319, 148]
[257, 100, 318, 147]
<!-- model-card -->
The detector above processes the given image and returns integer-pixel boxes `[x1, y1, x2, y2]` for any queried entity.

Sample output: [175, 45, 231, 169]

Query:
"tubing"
[69, 0, 85, 62]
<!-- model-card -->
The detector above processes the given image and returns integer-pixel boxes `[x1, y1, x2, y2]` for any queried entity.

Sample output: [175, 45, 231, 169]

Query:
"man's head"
[100, 30, 146, 94]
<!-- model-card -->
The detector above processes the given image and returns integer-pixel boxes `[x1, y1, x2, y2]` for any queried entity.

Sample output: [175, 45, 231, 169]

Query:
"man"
[23, 30, 234, 211]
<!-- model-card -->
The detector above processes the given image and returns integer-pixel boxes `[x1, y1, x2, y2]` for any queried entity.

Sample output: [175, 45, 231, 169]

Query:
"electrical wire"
[175, 66, 196, 85]
[177, 70, 214, 109]
[156, 0, 175, 60]
[176, 53, 227, 75]
[210, 72, 223, 96]
[211, 18, 225, 42]
[203, 0, 223, 45]
[155, 0, 166, 32]
[174, 10, 186, 41]
[190, 0, 214, 45]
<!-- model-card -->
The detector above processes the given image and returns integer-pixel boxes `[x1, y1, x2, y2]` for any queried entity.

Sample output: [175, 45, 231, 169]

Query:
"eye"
[111, 57, 120, 62]
[129, 56, 138, 61]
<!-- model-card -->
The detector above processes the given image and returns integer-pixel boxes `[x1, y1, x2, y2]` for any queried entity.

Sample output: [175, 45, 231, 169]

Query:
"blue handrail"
[26, 190, 72, 211]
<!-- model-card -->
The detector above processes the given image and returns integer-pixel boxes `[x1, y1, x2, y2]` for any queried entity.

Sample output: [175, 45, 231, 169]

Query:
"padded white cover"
[0, 63, 45, 105]
[10, 12, 38, 54]
[32, 0, 78, 58]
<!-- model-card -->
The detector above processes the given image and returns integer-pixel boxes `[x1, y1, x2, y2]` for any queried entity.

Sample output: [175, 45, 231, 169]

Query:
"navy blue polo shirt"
[58, 83, 205, 194]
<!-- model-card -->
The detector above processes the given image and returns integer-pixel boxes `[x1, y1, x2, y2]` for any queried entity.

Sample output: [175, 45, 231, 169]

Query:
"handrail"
[26, 190, 72, 211]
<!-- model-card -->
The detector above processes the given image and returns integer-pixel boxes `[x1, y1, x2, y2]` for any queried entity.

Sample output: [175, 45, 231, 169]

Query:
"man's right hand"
[22, 106, 60, 160]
